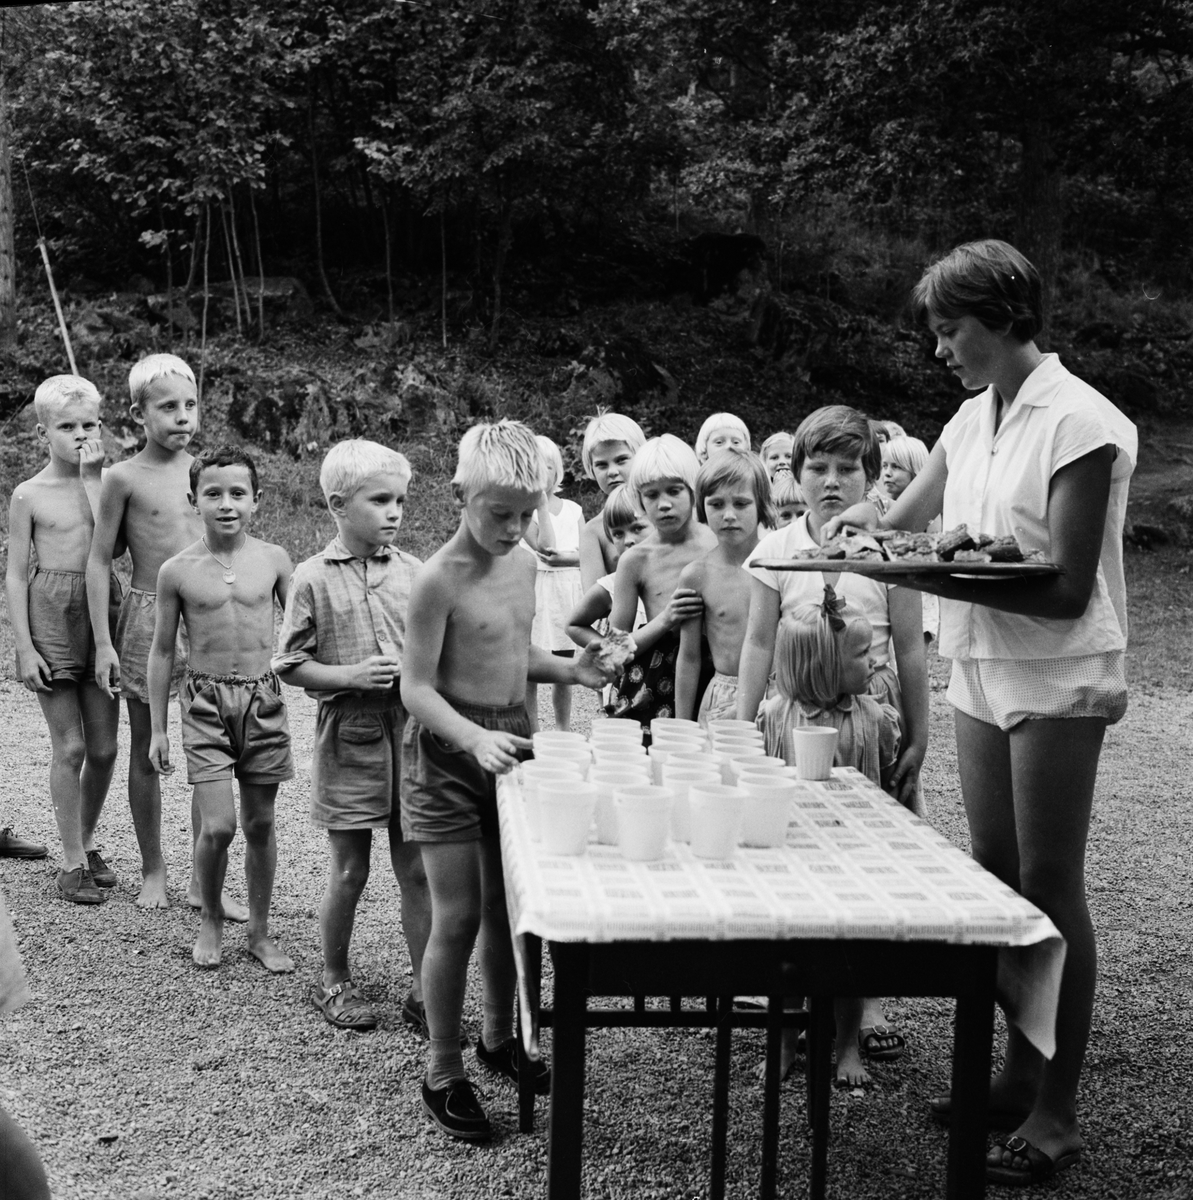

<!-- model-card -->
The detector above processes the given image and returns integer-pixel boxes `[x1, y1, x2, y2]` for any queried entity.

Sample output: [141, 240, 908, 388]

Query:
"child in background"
[566, 485, 651, 649]
[675, 451, 774, 725]
[880, 436, 940, 643]
[577, 412, 647, 590]
[86, 355, 236, 915]
[5, 376, 120, 904]
[759, 431, 794, 481]
[273, 440, 431, 1032]
[694, 412, 751, 462]
[758, 586, 902, 1085]
[401, 420, 616, 1140]
[608, 435, 716, 722]
[523, 436, 584, 732]
[770, 471, 806, 528]
[147, 447, 295, 972]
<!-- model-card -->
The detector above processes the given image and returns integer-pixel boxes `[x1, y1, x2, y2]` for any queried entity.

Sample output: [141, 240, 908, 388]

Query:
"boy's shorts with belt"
[115, 587, 188, 703]
[26, 569, 121, 683]
[400, 693, 532, 843]
[311, 688, 408, 832]
[181, 668, 294, 787]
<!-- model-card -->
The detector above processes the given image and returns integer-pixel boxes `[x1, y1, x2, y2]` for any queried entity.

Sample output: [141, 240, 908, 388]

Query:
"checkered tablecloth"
[499, 767, 1066, 1056]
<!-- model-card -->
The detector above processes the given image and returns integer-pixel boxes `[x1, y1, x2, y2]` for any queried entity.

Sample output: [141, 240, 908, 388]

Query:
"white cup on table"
[661, 765, 721, 843]
[539, 781, 598, 856]
[791, 727, 839, 781]
[521, 764, 583, 842]
[614, 783, 674, 861]
[688, 783, 747, 859]
[738, 777, 797, 848]
[591, 767, 651, 844]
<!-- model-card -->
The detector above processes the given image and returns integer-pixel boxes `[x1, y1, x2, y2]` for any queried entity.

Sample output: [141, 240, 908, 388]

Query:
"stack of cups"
[790, 725, 839, 781]
[738, 776, 797, 848]
[591, 763, 652, 844]
[533, 735, 593, 781]
[522, 760, 584, 842]
[725, 752, 786, 785]
[539, 780, 598, 855]
[661, 762, 721, 842]
[650, 717, 705, 743]
[614, 783, 674, 861]
[649, 729, 707, 784]
[590, 730, 649, 772]
[688, 782, 747, 859]
[590, 719, 645, 751]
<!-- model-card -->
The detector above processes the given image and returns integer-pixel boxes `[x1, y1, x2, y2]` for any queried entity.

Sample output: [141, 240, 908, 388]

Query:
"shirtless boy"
[86, 355, 242, 916]
[400, 419, 616, 1141]
[675, 450, 775, 724]
[6, 376, 120, 903]
[606, 434, 717, 723]
[147, 446, 294, 971]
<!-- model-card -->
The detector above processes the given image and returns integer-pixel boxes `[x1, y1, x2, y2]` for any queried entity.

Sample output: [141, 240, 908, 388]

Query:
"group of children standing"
[7, 354, 929, 1137]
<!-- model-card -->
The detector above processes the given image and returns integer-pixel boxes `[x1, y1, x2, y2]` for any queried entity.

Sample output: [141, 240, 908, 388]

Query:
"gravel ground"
[2, 661, 1192, 1200]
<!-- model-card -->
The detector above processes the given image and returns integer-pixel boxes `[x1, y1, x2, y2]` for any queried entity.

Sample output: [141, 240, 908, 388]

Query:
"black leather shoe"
[0, 827, 48, 859]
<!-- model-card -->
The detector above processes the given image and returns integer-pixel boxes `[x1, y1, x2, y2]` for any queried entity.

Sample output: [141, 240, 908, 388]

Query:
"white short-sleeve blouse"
[938, 354, 1137, 661]
[746, 513, 894, 667]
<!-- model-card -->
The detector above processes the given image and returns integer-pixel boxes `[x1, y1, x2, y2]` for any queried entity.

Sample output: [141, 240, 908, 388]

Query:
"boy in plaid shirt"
[274, 440, 431, 1031]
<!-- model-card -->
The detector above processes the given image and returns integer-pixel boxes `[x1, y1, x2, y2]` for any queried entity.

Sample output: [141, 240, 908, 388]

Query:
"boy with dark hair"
[147, 445, 295, 970]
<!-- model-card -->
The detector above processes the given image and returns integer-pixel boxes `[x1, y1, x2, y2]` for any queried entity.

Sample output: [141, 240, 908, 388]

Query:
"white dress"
[529, 498, 585, 652]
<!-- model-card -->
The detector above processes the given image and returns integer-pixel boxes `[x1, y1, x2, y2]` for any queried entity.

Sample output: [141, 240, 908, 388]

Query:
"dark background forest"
[2, 0, 1193, 494]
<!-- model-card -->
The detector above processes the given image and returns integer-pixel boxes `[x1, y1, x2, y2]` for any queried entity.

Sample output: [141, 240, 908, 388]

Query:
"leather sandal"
[311, 980, 377, 1031]
[858, 1023, 905, 1061]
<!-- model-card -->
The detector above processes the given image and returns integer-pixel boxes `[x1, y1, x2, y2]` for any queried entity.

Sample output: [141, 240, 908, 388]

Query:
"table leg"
[759, 995, 783, 1200]
[947, 960, 996, 1200]
[709, 996, 732, 1200]
[808, 996, 833, 1200]
[547, 944, 589, 1200]
[519, 935, 543, 1134]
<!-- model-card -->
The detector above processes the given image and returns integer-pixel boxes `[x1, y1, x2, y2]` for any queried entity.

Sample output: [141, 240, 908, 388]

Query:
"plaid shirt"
[272, 536, 421, 703]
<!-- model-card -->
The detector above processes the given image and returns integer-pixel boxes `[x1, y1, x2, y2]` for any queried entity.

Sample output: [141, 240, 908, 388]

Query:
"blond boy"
[147, 447, 294, 971]
[400, 420, 615, 1141]
[273, 440, 432, 1032]
[86, 354, 243, 917]
[5, 376, 119, 903]
[577, 412, 646, 590]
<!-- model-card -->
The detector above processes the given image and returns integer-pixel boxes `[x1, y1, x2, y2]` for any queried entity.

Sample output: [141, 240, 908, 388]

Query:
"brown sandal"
[311, 980, 377, 1031]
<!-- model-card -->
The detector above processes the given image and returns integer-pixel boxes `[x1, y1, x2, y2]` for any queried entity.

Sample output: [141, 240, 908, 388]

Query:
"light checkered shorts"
[947, 651, 1128, 732]
[697, 672, 740, 728]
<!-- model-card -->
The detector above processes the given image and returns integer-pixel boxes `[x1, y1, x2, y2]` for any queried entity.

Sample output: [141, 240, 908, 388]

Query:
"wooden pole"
[38, 238, 77, 375]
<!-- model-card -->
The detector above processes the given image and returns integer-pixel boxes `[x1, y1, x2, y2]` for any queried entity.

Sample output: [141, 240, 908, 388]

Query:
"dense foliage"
[5, 0, 1193, 316]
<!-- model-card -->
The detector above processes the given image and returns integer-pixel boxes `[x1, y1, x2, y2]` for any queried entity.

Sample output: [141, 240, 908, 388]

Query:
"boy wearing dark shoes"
[400, 420, 617, 1141]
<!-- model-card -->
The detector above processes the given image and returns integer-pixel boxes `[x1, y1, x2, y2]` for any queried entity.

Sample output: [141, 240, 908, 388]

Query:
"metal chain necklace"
[202, 536, 245, 584]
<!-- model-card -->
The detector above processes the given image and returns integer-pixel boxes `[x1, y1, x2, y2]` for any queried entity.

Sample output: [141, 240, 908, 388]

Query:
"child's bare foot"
[186, 884, 249, 923]
[248, 935, 295, 974]
[835, 1046, 870, 1087]
[754, 1028, 804, 1082]
[192, 917, 223, 969]
[136, 866, 169, 910]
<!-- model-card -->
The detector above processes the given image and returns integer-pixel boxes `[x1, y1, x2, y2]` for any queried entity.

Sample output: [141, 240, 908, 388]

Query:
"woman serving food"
[824, 239, 1136, 1187]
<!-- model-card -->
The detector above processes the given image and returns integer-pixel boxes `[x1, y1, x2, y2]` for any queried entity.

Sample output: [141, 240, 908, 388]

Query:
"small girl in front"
[607, 435, 716, 723]
[758, 585, 902, 1084]
[675, 450, 774, 725]
[524, 435, 584, 731]
[577, 412, 647, 590]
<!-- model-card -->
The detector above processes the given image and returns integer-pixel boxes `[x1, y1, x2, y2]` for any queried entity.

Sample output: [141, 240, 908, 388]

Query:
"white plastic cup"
[739, 778, 797, 848]
[521, 768, 580, 842]
[651, 733, 706, 752]
[708, 718, 760, 735]
[661, 766, 721, 842]
[590, 720, 644, 744]
[689, 783, 747, 859]
[533, 747, 592, 779]
[791, 726, 839, 781]
[711, 733, 765, 754]
[539, 782, 597, 855]
[614, 784, 673, 861]
[533, 730, 589, 751]
[736, 766, 798, 789]
[648, 743, 695, 784]
[592, 751, 649, 778]
[726, 754, 786, 783]
[591, 768, 651, 844]
[650, 717, 703, 737]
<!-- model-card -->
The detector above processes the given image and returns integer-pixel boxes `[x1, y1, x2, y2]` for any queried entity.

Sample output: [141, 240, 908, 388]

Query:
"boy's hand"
[95, 645, 122, 697]
[18, 649, 52, 693]
[78, 438, 106, 477]
[348, 654, 400, 691]
[148, 732, 174, 775]
[573, 637, 631, 689]
[663, 587, 703, 628]
[468, 729, 532, 775]
[537, 548, 579, 568]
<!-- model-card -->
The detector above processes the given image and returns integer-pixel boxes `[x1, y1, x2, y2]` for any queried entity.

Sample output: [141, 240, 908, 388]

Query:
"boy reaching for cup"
[147, 447, 295, 971]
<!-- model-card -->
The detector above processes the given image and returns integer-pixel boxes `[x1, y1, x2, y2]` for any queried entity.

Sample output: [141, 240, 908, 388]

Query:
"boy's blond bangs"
[453, 419, 546, 497]
[581, 412, 646, 477]
[627, 434, 698, 505]
[770, 472, 805, 508]
[34, 374, 101, 423]
[695, 449, 776, 526]
[759, 431, 793, 457]
[128, 353, 196, 408]
[695, 411, 751, 459]
[320, 439, 412, 502]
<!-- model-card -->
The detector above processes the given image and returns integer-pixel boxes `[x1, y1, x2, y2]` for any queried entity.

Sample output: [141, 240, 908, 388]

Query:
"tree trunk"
[309, 90, 344, 317]
[487, 201, 513, 354]
[0, 28, 17, 352]
[1016, 117, 1061, 345]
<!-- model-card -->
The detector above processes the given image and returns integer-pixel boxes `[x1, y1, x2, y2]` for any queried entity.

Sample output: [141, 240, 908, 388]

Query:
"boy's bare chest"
[701, 564, 751, 621]
[182, 560, 275, 621]
[449, 569, 533, 641]
[126, 478, 202, 545]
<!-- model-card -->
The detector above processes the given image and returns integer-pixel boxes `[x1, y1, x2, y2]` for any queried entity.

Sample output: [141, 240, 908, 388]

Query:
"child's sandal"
[312, 980, 377, 1031]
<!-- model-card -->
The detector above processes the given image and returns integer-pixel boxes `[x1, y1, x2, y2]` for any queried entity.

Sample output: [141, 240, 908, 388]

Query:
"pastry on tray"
[778, 523, 1042, 567]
